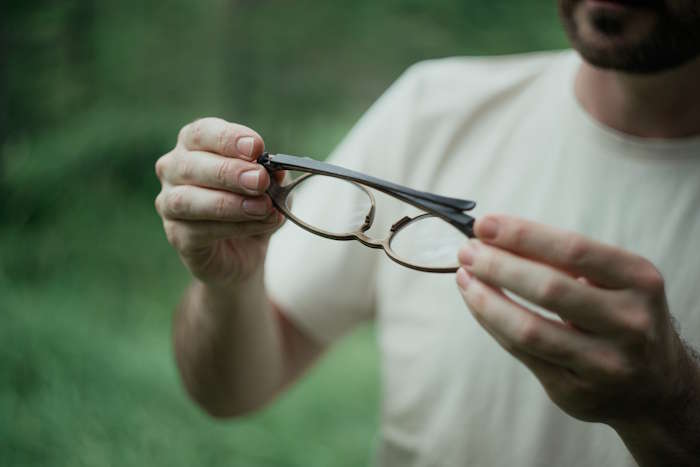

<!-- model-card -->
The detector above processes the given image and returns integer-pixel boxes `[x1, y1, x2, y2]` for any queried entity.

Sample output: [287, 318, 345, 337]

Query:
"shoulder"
[401, 49, 574, 93]
[391, 50, 576, 117]
[330, 50, 578, 177]
[406, 50, 572, 82]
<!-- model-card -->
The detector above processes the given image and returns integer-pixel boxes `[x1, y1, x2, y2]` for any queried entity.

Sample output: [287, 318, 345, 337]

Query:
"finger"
[162, 150, 270, 195]
[157, 185, 275, 221]
[177, 118, 264, 161]
[458, 240, 620, 332]
[459, 272, 582, 391]
[163, 216, 283, 252]
[273, 169, 287, 184]
[456, 268, 598, 371]
[480, 314, 572, 388]
[473, 215, 649, 289]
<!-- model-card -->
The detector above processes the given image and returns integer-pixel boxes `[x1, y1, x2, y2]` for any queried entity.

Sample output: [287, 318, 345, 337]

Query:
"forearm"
[612, 345, 700, 466]
[173, 266, 285, 417]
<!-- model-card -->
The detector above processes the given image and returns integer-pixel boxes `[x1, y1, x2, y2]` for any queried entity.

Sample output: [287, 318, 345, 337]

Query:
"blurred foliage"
[1, 1, 567, 466]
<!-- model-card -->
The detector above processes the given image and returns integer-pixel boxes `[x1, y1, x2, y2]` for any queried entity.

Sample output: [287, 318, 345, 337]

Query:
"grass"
[0, 191, 380, 467]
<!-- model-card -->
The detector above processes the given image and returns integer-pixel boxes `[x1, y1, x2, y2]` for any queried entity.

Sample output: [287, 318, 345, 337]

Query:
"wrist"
[609, 342, 700, 466]
[192, 264, 268, 317]
[198, 266, 261, 293]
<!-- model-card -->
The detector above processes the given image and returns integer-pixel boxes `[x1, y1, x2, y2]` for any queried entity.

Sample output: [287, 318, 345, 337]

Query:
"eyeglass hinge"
[390, 216, 413, 232]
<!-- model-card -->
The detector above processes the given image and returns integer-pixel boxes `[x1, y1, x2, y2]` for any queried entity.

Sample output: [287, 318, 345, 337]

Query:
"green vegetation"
[1, 1, 567, 465]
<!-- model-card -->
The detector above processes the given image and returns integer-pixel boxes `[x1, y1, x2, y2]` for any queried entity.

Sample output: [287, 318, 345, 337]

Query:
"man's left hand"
[456, 214, 699, 432]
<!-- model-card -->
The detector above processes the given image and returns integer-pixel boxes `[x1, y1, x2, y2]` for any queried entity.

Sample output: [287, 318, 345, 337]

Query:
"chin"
[558, 0, 700, 73]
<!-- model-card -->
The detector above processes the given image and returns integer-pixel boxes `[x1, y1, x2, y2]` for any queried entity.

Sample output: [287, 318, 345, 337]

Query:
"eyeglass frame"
[257, 152, 477, 273]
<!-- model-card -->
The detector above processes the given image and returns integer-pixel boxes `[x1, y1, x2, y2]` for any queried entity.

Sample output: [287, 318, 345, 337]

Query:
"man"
[155, 0, 700, 465]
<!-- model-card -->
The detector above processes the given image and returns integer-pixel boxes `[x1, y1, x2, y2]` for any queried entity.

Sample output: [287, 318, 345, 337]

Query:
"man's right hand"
[155, 118, 284, 285]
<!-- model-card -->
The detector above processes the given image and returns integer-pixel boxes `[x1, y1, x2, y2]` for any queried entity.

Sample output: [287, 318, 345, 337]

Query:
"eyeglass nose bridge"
[353, 231, 385, 249]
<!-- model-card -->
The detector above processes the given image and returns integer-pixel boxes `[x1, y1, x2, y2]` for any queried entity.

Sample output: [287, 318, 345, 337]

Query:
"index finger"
[178, 117, 264, 161]
[473, 215, 649, 289]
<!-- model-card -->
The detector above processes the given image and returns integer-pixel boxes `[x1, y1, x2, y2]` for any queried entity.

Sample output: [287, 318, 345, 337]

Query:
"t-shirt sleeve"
[263, 68, 420, 344]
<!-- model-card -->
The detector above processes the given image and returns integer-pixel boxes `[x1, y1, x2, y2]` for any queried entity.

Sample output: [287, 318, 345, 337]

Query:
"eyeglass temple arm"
[258, 153, 476, 212]
[392, 191, 475, 237]
[259, 152, 475, 237]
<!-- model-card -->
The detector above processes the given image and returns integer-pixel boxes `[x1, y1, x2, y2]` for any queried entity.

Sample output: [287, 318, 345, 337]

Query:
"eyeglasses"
[258, 152, 477, 273]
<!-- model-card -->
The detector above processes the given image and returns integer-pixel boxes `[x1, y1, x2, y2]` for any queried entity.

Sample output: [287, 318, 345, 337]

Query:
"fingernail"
[242, 198, 269, 216]
[456, 267, 472, 290]
[478, 217, 498, 240]
[240, 169, 261, 191]
[236, 136, 255, 158]
[458, 243, 475, 266]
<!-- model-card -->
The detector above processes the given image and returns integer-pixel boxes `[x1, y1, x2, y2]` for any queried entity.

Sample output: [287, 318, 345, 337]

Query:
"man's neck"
[575, 56, 700, 139]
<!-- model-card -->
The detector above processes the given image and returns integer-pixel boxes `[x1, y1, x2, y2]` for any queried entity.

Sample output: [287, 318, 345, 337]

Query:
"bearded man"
[155, 1, 700, 465]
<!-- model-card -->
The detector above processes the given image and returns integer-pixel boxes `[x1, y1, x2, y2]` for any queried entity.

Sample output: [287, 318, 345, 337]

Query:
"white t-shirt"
[264, 50, 700, 467]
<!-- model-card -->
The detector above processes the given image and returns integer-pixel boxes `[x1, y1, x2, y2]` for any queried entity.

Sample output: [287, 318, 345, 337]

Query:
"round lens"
[389, 215, 466, 269]
[286, 174, 373, 236]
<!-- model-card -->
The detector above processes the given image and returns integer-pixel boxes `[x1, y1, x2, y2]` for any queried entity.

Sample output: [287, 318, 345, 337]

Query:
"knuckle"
[594, 350, 634, 381]
[466, 286, 489, 315]
[182, 119, 205, 147]
[562, 236, 589, 266]
[515, 317, 541, 347]
[636, 261, 665, 296]
[538, 276, 566, 307]
[622, 309, 655, 337]
[481, 253, 501, 279]
[192, 120, 206, 147]
[176, 155, 195, 181]
[214, 195, 234, 219]
[177, 124, 188, 144]
[155, 155, 168, 179]
[165, 222, 202, 254]
[510, 224, 528, 250]
[215, 160, 238, 188]
[165, 188, 189, 217]
[154, 192, 164, 215]
[217, 126, 238, 155]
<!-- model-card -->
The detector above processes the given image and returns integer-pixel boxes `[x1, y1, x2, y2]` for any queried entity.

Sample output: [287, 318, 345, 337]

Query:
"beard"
[558, 0, 700, 74]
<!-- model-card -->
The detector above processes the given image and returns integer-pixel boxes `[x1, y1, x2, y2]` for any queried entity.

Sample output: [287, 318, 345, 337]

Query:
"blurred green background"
[1, 1, 568, 466]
